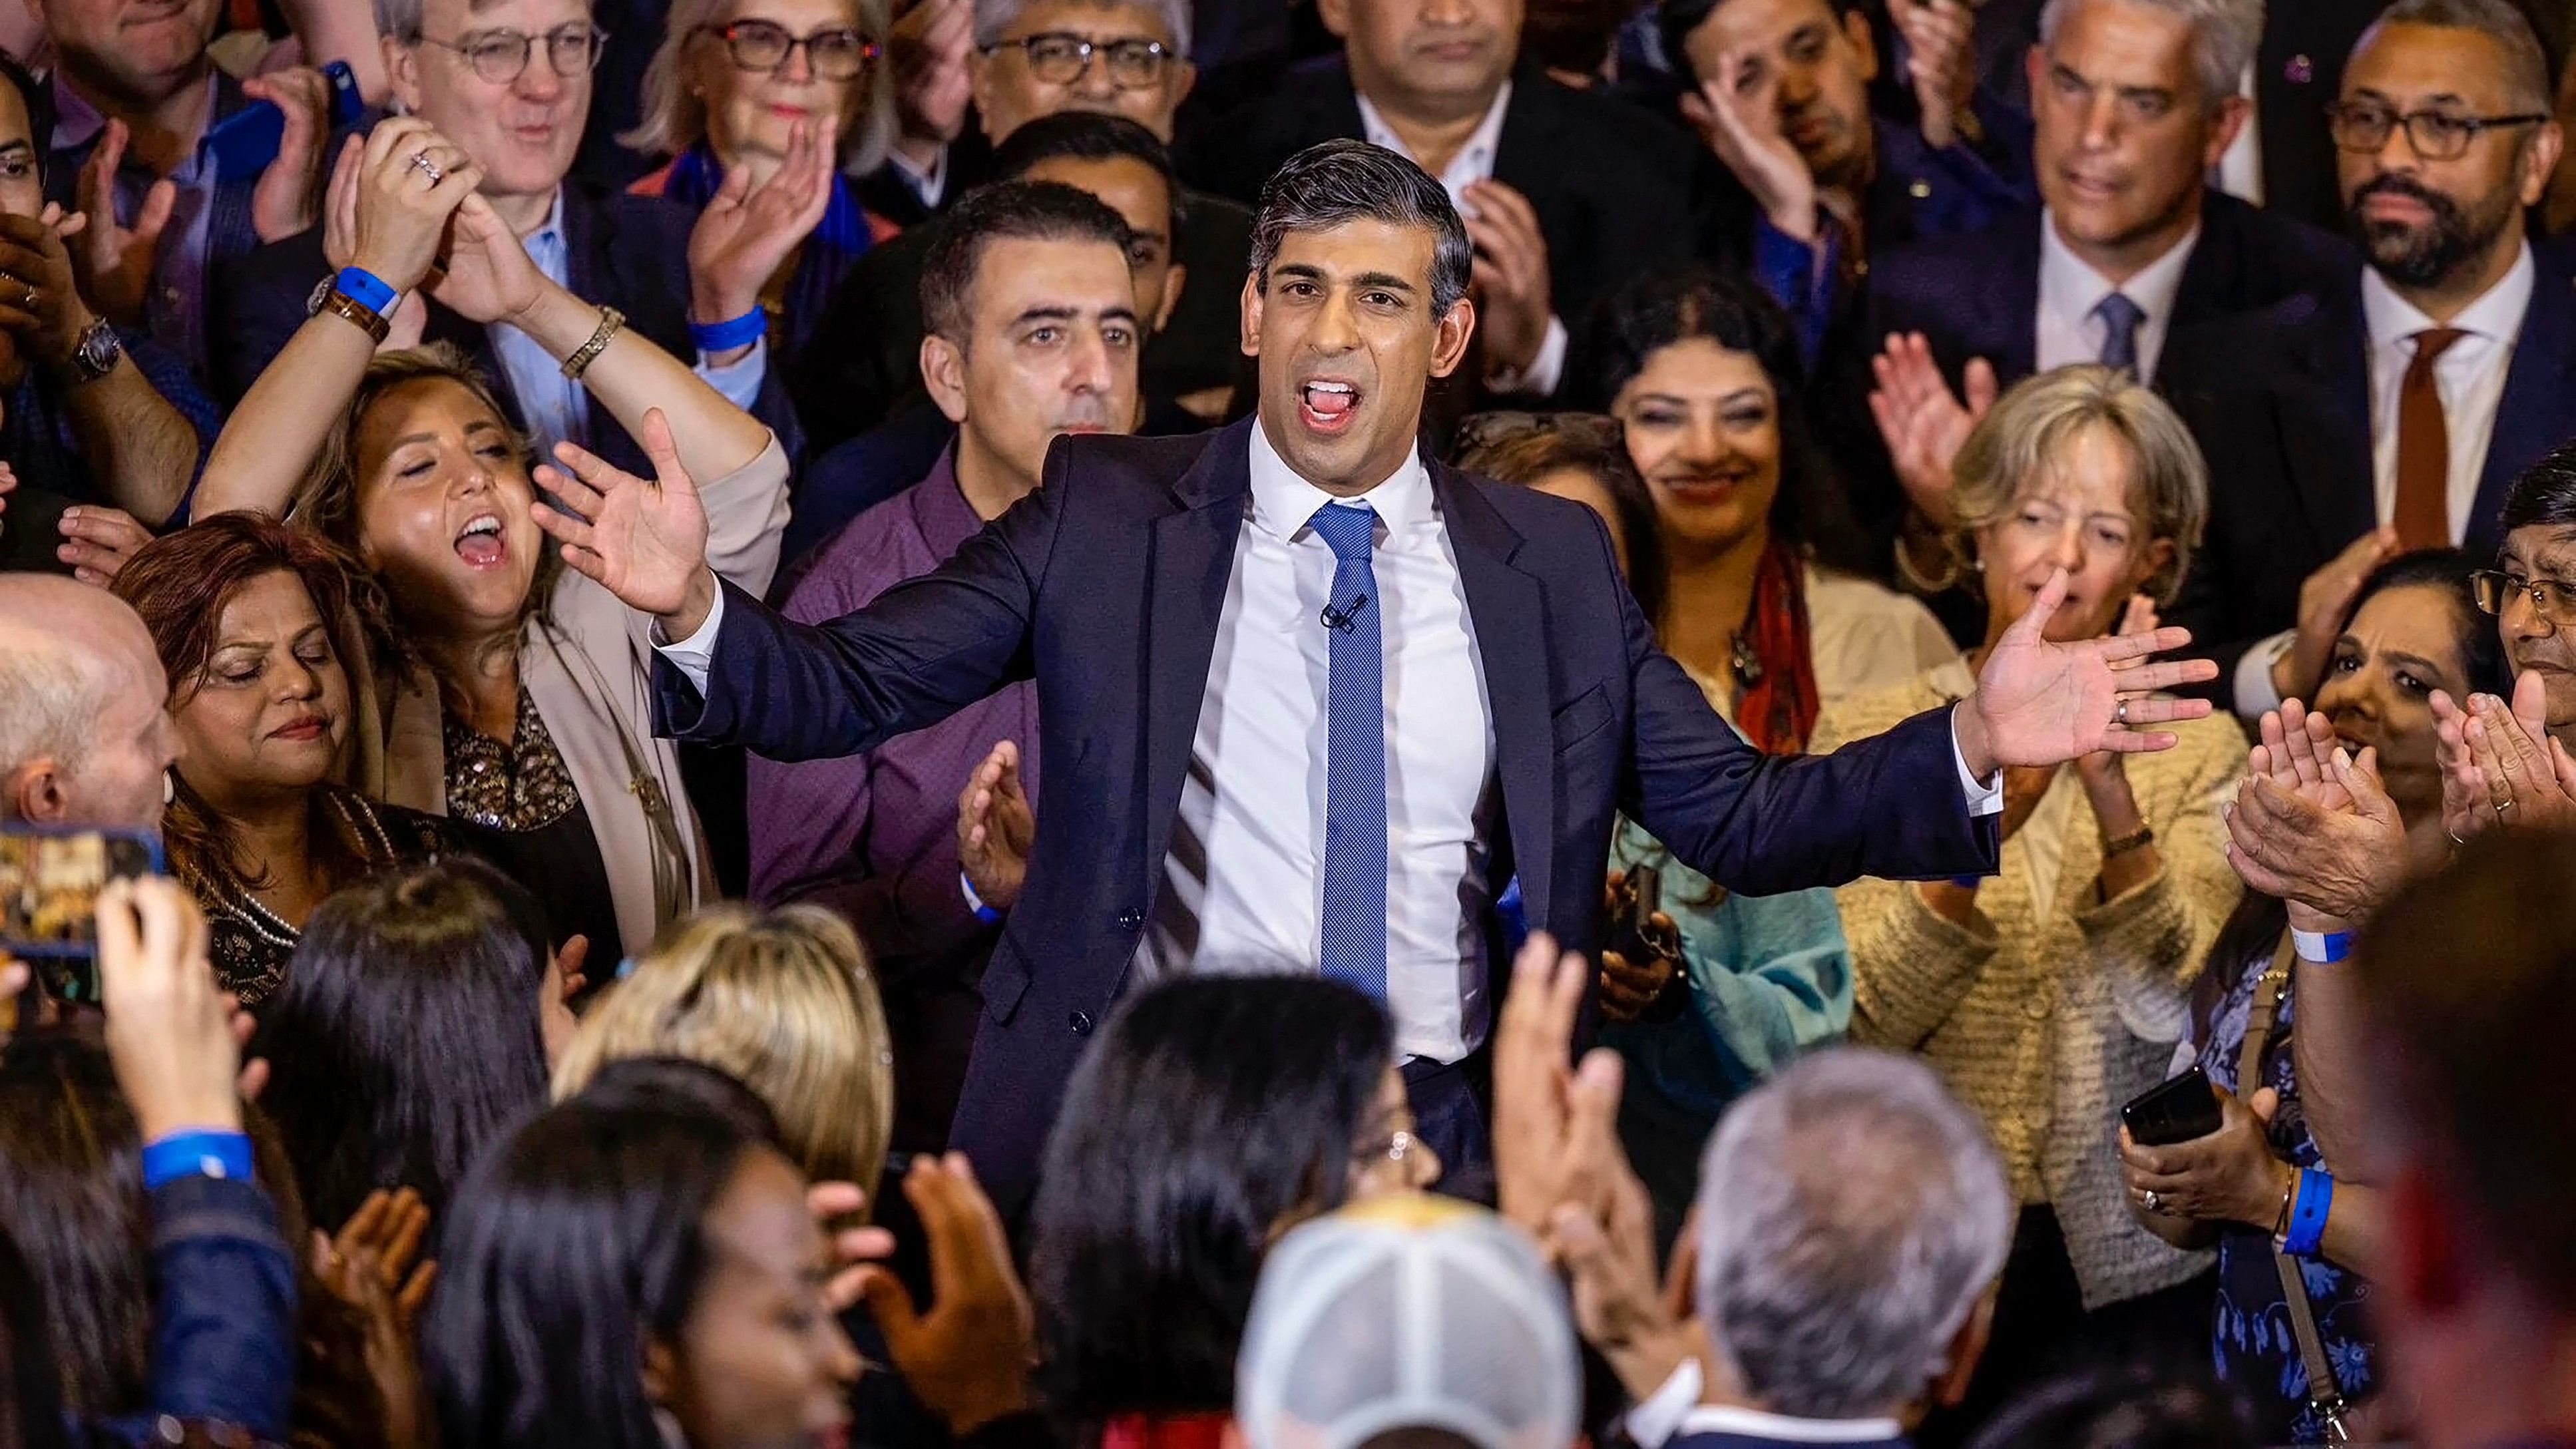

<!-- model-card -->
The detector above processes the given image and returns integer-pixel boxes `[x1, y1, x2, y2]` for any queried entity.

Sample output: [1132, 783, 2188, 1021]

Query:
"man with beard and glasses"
[746, 179, 1140, 1156]
[2159, 0, 2576, 718]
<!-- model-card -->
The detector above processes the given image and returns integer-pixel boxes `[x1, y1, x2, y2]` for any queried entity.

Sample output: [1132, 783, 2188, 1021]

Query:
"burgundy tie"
[2393, 327, 2468, 551]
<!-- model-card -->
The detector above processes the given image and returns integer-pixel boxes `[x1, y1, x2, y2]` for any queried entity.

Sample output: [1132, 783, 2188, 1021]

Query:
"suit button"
[1069, 1010, 1095, 1035]
[1114, 908, 1143, 932]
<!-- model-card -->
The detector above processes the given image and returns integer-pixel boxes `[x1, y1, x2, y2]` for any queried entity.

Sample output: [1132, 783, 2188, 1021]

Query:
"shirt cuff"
[695, 335, 768, 410]
[1623, 1358, 1704, 1449]
[650, 570, 726, 694]
[2235, 630, 2295, 719]
[889, 143, 949, 208]
[1483, 314, 1568, 397]
[1950, 705, 2004, 817]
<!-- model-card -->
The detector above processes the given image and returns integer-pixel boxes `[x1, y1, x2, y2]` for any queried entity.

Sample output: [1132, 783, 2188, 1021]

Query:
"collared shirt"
[2230, 246, 2534, 718]
[1626, 1360, 1908, 1449]
[2217, 60, 2264, 206]
[49, 75, 220, 376]
[1356, 81, 1569, 396]
[1142, 420, 1500, 1062]
[486, 188, 771, 464]
[2036, 210, 2202, 381]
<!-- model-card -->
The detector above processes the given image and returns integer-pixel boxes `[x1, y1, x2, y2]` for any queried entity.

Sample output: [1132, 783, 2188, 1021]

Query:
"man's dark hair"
[0, 49, 51, 185]
[990, 109, 1186, 249]
[2356, 829, 2576, 1313]
[2500, 439, 2576, 534]
[1659, 0, 1868, 84]
[919, 179, 1138, 345]
[1249, 139, 1472, 315]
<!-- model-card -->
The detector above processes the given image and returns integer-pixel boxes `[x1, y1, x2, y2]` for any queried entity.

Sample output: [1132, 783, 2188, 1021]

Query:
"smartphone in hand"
[0, 825, 166, 1007]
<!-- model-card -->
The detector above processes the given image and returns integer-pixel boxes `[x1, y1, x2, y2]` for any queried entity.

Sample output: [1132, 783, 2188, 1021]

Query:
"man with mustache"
[2159, 0, 2576, 717]
[747, 179, 1140, 1155]
[541, 141, 2217, 1208]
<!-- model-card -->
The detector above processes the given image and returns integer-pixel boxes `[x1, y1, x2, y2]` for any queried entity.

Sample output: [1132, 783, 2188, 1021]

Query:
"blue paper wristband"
[2283, 1168, 2334, 1257]
[140, 1130, 254, 1191]
[959, 870, 1002, 925]
[2291, 929, 2352, 964]
[335, 266, 396, 315]
[690, 308, 767, 353]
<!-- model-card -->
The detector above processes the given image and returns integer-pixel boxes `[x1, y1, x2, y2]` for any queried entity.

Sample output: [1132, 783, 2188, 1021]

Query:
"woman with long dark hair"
[1030, 974, 1436, 1444]
[252, 859, 570, 1230]
[112, 514, 478, 1003]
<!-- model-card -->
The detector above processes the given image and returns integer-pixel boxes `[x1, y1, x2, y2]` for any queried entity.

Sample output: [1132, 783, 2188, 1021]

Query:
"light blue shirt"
[487, 190, 768, 464]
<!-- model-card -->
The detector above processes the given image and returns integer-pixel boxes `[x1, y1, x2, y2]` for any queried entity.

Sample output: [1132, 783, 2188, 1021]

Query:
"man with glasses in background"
[2161, 0, 2576, 718]
[206, 0, 805, 483]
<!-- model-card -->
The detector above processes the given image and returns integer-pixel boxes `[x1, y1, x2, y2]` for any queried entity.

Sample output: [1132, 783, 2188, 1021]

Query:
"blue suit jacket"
[654, 418, 2000, 1203]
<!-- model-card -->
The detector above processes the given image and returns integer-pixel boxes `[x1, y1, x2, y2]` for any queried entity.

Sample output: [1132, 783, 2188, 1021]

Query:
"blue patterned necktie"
[1309, 501, 1387, 1000]
[2095, 292, 2146, 375]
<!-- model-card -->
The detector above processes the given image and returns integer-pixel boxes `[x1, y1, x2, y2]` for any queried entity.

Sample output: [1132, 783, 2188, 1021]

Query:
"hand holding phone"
[1600, 866, 1684, 1024]
[0, 825, 165, 1004]
[95, 877, 244, 1142]
[2120, 1065, 2225, 1147]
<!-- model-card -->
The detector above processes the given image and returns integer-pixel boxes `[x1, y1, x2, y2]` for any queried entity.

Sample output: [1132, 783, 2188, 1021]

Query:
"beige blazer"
[363, 435, 791, 956]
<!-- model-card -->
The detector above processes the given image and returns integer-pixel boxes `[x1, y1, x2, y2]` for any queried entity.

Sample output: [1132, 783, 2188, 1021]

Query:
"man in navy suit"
[2160, 0, 2576, 716]
[535, 140, 2216, 1208]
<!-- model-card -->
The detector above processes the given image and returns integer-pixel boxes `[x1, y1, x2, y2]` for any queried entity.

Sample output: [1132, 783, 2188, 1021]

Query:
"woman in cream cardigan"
[1809, 365, 2244, 1423]
[190, 122, 790, 966]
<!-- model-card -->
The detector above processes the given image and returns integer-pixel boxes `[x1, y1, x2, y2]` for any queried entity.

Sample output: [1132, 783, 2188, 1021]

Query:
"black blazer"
[1180, 59, 1719, 345]
[654, 417, 2000, 1205]
[2163, 240, 2576, 707]
[205, 182, 805, 481]
[1868, 191, 2356, 391]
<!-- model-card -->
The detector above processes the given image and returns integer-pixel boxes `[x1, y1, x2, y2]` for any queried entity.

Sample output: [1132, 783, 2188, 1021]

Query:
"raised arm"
[194, 121, 481, 519]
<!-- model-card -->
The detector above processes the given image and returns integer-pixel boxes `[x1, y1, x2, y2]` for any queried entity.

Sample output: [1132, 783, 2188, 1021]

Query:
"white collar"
[2038, 210, 2201, 326]
[1246, 414, 1434, 542]
[1355, 81, 1514, 186]
[1674, 1404, 1908, 1444]
[2361, 238, 2537, 349]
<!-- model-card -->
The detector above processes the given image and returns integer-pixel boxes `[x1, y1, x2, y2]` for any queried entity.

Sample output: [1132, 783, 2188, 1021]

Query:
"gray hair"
[973, 0, 1191, 55]
[2364, 0, 2557, 113]
[1251, 140, 1474, 316]
[0, 580, 142, 819]
[1694, 1049, 2013, 1422]
[618, 0, 899, 177]
[2038, 0, 2262, 113]
[1950, 363, 2209, 604]
[375, 0, 424, 42]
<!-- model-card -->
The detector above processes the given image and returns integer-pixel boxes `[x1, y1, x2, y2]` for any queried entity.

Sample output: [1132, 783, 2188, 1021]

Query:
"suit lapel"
[2169, 192, 2246, 335]
[2281, 286, 2377, 553]
[1139, 421, 1256, 883]
[1432, 461, 1556, 929]
[2468, 253, 2576, 556]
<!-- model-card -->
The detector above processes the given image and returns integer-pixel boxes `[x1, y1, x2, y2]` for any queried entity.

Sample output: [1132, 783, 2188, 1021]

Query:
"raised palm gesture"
[1868, 331, 1994, 526]
[529, 409, 712, 627]
[688, 118, 837, 341]
[1959, 568, 2217, 775]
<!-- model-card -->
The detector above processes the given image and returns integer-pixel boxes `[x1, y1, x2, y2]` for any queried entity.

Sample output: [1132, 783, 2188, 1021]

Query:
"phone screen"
[0, 827, 166, 1006]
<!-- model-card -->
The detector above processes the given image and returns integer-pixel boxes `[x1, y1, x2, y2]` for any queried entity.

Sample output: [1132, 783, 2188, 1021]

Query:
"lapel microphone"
[1319, 593, 1370, 634]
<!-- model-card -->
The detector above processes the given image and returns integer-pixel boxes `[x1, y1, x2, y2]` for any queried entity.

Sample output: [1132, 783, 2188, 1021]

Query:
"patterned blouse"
[191, 789, 455, 1006]
[2195, 952, 2378, 1444]
[443, 685, 581, 833]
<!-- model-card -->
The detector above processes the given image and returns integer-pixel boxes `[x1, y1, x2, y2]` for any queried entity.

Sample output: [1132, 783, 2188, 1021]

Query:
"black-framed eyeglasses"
[420, 23, 609, 84]
[982, 33, 1174, 89]
[2471, 568, 2576, 625]
[2325, 101, 2550, 161]
[698, 19, 881, 80]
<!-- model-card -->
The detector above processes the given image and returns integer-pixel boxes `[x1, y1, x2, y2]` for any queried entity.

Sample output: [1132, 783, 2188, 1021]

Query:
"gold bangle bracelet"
[560, 304, 625, 380]
[320, 288, 390, 345]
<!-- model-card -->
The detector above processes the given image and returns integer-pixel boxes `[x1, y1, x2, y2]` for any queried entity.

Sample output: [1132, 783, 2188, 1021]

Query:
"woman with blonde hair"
[1809, 364, 2244, 1426]
[624, 0, 903, 357]
[552, 903, 895, 1195]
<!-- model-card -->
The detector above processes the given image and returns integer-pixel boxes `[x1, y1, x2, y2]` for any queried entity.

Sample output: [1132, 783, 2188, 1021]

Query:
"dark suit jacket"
[1180, 59, 1718, 347]
[204, 182, 806, 481]
[654, 417, 2000, 1205]
[2162, 240, 2576, 707]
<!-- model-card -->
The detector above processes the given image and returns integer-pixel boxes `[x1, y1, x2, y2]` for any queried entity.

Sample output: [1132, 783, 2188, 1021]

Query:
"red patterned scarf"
[1735, 538, 1821, 755]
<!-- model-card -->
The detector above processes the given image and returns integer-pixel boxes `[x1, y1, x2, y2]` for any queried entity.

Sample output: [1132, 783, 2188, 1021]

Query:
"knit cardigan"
[1809, 666, 2247, 1308]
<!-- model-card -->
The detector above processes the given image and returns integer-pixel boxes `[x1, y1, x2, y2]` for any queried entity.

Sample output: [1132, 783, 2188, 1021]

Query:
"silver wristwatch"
[61, 317, 122, 386]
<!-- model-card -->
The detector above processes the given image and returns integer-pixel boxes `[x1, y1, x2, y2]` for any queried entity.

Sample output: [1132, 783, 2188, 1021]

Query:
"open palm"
[529, 409, 710, 617]
[1973, 568, 2217, 765]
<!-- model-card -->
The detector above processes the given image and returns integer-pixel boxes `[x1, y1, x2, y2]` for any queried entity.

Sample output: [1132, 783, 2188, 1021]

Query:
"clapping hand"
[2273, 528, 2398, 706]
[1960, 568, 2217, 774]
[1492, 932, 1626, 1237]
[1460, 179, 1554, 380]
[958, 740, 1034, 914]
[1868, 332, 1994, 528]
[337, 119, 483, 296]
[312, 1188, 437, 1449]
[1546, 1067, 1713, 1402]
[687, 119, 837, 351]
[242, 66, 334, 243]
[529, 411, 714, 630]
[71, 119, 176, 327]
[2445, 673, 2576, 835]
[2222, 699, 2407, 923]
[1888, 0, 1978, 150]
[850, 1154, 1036, 1436]
[428, 192, 546, 327]
[0, 205, 101, 373]
[1681, 50, 1821, 242]
[55, 505, 153, 586]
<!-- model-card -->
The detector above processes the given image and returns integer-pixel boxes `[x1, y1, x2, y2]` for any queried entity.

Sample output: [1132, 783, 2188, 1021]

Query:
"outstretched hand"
[1959, 568, 2215, 776]
[957, 740, 1034, 913]
[530, 409, 714, 630]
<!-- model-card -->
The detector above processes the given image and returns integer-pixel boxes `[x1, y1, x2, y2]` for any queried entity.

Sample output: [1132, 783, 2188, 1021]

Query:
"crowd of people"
[5, 0, 2576, 1442]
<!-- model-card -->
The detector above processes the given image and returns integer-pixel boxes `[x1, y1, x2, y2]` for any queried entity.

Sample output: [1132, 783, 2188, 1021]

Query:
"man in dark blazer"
[2162, 0, 2576, 715]
[540, 142, 2215, 1209]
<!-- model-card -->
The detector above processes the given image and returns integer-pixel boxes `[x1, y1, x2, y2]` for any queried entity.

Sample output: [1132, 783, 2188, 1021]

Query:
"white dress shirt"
[1144, 421, 1499, 1063]
[2216, 60, 2264, 206]
[1624, 1359, 1904, 1448]
[2036, 210, 2201, 381]
[1356, 83, 1570, 397]
[2235, 242, 2537, 714]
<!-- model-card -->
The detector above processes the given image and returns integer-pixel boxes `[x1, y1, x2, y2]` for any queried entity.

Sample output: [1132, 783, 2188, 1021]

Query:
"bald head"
[0, 576, 172, 829]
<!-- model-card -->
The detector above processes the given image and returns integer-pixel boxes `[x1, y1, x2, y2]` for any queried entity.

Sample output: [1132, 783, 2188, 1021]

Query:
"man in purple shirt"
[750, 179, 1144, 1151]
